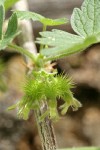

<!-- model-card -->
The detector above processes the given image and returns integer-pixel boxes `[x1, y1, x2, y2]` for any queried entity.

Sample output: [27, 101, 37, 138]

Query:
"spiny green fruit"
[13, 70, 81, 120]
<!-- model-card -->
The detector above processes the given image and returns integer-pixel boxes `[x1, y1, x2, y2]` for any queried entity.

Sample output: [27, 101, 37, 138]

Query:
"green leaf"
[71, 0, 100, 38]
[0, 13, 18, 50]
[0, 5, 4, 39]
[5, 13, 18, 38]
[37, 29, 97, 60]
[37, 0, 100, 60]
[16, 11, 68, 26]
[4, 0, 20, 11]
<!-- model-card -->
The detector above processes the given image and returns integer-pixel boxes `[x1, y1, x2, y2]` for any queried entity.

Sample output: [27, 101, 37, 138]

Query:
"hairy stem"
[35, 101, 57, 150]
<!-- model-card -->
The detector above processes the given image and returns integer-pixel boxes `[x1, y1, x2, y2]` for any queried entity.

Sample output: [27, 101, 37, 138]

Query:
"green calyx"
[12, 70, 81, 121]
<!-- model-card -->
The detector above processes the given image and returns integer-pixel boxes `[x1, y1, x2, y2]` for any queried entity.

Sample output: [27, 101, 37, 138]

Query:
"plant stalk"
[40, 25, 47, 50]
[8, 44, 36, 62]
[35, 102, 57, 150]
[13, 1, 57, 150]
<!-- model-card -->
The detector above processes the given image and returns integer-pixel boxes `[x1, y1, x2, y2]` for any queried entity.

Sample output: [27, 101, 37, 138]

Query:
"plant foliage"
[9, 70, 81, 120]
[36, 0, 100, 60]
[1, 0, 100, 149]
[0, 5, 18, 50]
[16, 11, 68, 26]
[0, 0, 98, 125]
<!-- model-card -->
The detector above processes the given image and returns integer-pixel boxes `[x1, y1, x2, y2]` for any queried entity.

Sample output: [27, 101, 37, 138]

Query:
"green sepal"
[7, 103, 18, 110]
[49, 99, 59, 121]
[39, 110, 50, 122]
[18, 104, 30, 120]
[60, 92, 82, 115]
